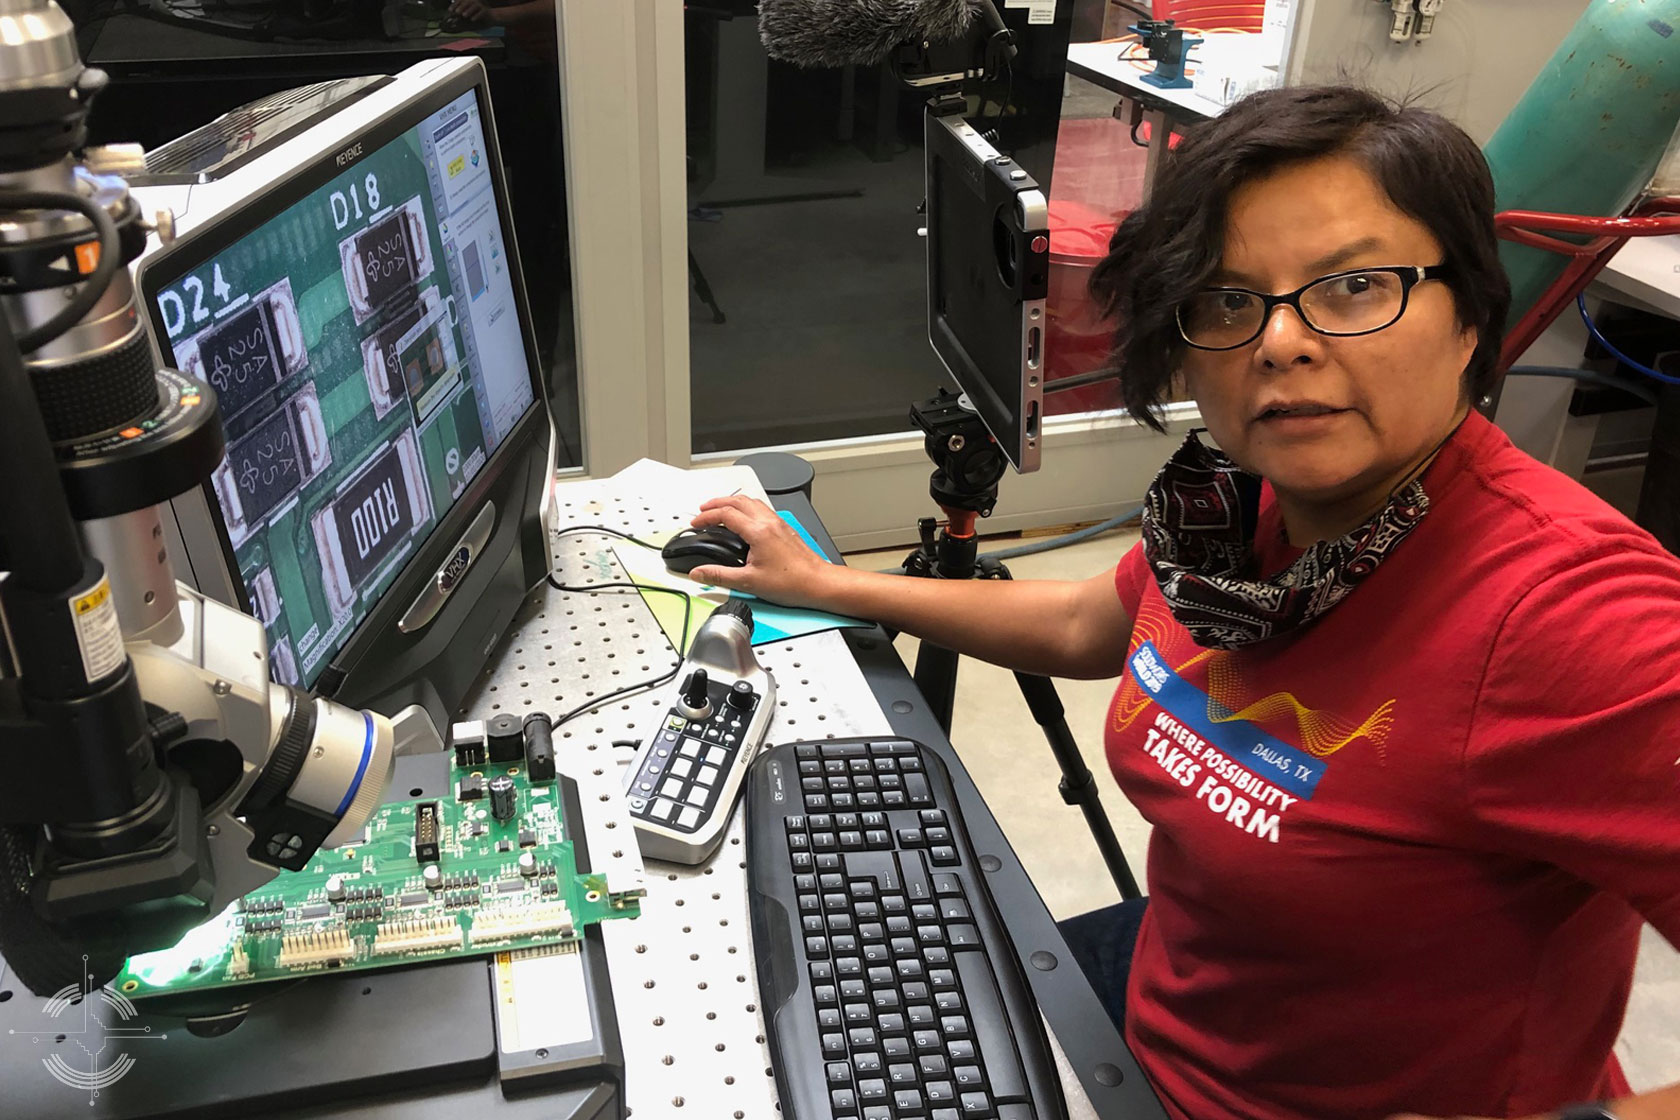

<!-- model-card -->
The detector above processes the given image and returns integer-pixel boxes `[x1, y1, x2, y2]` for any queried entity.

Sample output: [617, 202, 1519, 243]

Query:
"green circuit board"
[114, 761, 640, 999]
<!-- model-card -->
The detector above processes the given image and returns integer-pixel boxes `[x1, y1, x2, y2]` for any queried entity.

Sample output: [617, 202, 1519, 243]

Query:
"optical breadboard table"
[462, 471, 1164, 1119]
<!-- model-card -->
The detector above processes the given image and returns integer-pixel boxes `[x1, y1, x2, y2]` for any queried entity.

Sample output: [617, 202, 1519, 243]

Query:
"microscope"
[0, 0, 429, 998]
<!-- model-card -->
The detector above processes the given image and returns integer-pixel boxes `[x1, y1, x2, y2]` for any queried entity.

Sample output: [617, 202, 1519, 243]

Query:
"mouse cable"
[551, 524, 663, 550]
[543, 571, 694, 729]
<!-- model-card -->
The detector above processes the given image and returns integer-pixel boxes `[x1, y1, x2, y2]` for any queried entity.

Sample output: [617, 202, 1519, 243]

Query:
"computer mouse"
[661, 526, 750, 575]
[439, 11, 468, 32]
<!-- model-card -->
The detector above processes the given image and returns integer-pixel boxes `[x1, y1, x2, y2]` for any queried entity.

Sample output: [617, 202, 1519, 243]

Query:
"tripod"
[896, 389, 1142, 902]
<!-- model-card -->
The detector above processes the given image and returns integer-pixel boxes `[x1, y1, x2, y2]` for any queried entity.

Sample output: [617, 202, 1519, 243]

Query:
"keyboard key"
[796, 743, 819, 759]
[913, 1028, 942, 1053]
[850, 1027, 879, 1051]
[832, 934, 859, 955]
[802, 914, 825, 934]
[858, 922, 885, 941]
[935, 990, 964, 1013]
[802, 777, 826, 794]
[791, 851, 813, 872]
[839, 830, 864, 850]
[825, 742, 869, 759]
[857, 792, 883, 808]
[929, 969, 955, 992]
[854, 1051, 883, 1074]
[905, 774, 934, 805]
[928, 1082, 957, 1105]
[872, 988, 902, 1011]
[787, 833, 810, 851]
[942, 1015, 972, 1038]
[827, 1062, 852, 1086]
[896, 958, 924, 980]
[865, 829, 892, 849]
[827, 776, 852, 793]
[857, 1077, 888, 1102]
[812, 831, 838, 851]
[926, 827, 953, 847]
[873, 756, 899, 772]
[912, 903, 939, 922]
[900, 852, 933, 902]
[814, 984, 838, 1007]
[882, 1035, 911, 1059]
[882, 790, 907, 808]
[845, 1002, 872, 1025]
[867, 966, 895, 986]
[831, 793, 857, 810]
[890, 937, 918, 957]
[920, 809, 947, 828]
[678, 805, 703, 829]
[841, 978, 867, 1000]
[907, 1003, 936, 1028]
[819, 1007, 842, 1030]
[960, 1090, 993, 1117]
[805, 793, 830, 811]
[808, 814, 834, 831]
[954, 1064, 985, 1088]
[805, 936, 828, 958]
[930, 845, 960, 866]
[941, 898, 973, 922]
[948, 924, 980, 948]
[820, 873, 846, 891]
[877, 1012, 905, 1033]
[796, 873, 818, 892]
[897, 828, 925, 847]
[809, 960, 833, 982]
[879, 774, 905, 791]
[925, 947, 952, 967]
[894, 1089, 925, 1113]
[903, 981, 930, 1002]
[947, 1039, 976, 1063]
[933, 873, 964, 897]
[817, 853, 843, 872]
[828, 912, 855, 933]
[863, 943, 891, 965]
[853, 774, 877, 791]
[825, 892, 852, 911]
[798, 759, 822, 776]
[888, 1063, 919, 1087]
[887, 916, 913, 936]
[849, 758, 873, 774]
[660, 777, 685, 799]
[899, 754, 924, 772]
[856, 901, 881, 922]
[822, 1032, 847, 1058]
[881, 893, 908, 915]
[920, 1054, 949, 1078]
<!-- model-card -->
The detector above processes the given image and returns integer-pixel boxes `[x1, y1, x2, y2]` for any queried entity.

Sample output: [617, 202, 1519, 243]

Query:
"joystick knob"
[678, 669, 712, 720]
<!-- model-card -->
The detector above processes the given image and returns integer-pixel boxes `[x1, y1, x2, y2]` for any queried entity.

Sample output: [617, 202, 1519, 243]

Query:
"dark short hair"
[1088, 85, 1511, 431]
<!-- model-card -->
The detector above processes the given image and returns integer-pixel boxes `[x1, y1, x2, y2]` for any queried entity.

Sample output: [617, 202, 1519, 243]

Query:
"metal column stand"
[901, 390, 1143, 902]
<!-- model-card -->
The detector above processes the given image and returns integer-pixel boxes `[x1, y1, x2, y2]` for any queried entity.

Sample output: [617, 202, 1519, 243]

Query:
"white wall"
[1286, 0, 1591, 145]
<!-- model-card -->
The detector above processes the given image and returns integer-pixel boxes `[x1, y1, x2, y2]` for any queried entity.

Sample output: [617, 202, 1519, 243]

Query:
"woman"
[685, 87, 1680, 1120]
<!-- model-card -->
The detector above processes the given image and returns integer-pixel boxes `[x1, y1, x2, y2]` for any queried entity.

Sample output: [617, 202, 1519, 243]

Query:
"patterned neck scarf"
[1140, 430, 1431, 649]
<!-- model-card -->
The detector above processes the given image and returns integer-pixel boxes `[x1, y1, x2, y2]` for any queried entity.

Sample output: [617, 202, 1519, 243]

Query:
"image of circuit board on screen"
[115, 719, 642, 999]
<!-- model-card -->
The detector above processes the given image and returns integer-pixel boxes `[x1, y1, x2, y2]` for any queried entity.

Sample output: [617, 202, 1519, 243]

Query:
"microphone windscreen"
[758, 0, 981, 68]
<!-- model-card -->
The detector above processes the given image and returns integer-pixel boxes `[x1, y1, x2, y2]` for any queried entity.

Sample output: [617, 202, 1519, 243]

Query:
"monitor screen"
[147, 88, 537, 688]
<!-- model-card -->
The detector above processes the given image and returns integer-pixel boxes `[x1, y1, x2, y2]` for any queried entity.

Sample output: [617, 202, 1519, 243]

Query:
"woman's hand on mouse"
[687, 495, 840, 610]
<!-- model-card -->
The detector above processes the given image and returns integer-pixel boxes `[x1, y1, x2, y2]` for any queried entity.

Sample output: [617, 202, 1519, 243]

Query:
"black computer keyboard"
[746, 737, 1066, 1120]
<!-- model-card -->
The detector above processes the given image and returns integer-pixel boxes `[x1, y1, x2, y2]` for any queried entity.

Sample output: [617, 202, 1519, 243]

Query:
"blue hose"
[1576, 295, 1680, 386]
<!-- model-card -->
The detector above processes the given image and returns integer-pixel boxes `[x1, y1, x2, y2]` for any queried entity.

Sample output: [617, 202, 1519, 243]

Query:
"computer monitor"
[924, 106, 1050, 473]
[134, 57, 554, 729]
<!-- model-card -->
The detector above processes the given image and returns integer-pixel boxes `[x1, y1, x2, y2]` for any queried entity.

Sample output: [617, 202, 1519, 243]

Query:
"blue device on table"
[1131, 21, 1202, 90]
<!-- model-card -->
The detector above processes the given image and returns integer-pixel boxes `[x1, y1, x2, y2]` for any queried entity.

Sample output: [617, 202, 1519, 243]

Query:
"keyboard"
[746, 737, 1065, 1120]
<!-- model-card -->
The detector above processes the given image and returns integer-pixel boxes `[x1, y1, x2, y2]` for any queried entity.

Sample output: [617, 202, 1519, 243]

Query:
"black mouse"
[439, 11, 468, 31]
[661, 526, 749, 575]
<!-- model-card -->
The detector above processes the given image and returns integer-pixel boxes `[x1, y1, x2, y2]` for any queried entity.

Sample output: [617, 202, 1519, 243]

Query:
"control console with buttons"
[622, 598, 776, 864]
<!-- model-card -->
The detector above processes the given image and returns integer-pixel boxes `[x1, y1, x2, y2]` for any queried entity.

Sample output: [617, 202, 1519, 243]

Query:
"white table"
[1064, 35, 1272, 197]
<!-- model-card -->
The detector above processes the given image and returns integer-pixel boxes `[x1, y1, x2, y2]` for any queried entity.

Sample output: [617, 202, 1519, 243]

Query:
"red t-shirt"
[1105, 410, 1680, 1119]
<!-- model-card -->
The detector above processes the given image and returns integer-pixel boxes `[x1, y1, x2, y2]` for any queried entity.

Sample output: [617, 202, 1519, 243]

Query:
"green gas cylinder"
[1483, 0, 1680, 333]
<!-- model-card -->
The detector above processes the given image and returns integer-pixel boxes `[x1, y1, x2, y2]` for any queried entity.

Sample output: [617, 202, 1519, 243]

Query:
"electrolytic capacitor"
[326, 874, 347, 902]
[489, 775, 518, 821]
[423, 864, 442, 891]
[518, 851, 537, 878]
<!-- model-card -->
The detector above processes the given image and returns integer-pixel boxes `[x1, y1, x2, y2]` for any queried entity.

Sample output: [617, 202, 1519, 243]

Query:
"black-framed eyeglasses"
[1176, 265, 1452, 351]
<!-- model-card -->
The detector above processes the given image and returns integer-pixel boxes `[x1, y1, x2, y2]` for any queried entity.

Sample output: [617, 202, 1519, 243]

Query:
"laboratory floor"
[844, 529, 1680, 1092]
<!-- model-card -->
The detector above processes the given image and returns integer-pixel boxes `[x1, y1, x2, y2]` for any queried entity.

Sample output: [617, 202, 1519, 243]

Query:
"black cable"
[550, 524, 663, 551]
[543, 527, 694, 728]
[1, 189, 121, 353]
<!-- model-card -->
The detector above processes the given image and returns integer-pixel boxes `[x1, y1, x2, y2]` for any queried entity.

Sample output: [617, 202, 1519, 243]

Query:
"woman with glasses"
[687, 86, 1680, 1120]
